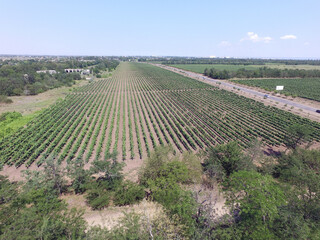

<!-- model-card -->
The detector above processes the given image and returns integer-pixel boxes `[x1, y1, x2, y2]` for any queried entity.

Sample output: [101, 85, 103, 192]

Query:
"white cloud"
[280, 35, 297, 40]
[241, 32, 272, 43]
[304, 42, 310, 45]
[219, 41, 231, 47]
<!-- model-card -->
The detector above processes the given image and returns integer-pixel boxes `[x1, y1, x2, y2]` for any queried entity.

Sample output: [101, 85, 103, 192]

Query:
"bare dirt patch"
[61, 194, 162, 229]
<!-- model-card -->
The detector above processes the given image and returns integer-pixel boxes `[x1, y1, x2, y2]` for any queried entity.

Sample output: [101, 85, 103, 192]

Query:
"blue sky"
[1, 0, 319, 58]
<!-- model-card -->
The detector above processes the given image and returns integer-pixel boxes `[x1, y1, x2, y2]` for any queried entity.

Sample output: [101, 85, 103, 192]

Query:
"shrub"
[139, 145, 177, 186]
[157, 161, 190, 184]
[113, 181, 145, 206]
[203, 142, 253, 182]
[86, 186, 110, 210]
[148, 176, 197, 236]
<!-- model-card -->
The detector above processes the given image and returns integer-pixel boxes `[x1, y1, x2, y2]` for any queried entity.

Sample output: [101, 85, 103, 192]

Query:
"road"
[154, 63, 320, 116]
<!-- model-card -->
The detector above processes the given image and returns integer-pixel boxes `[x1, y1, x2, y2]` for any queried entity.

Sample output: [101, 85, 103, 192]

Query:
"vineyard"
[232, 78, 320, 102]
[1, 62, 320, 167]
[168, 64, 320, 74]
[168, 64, 262, 73]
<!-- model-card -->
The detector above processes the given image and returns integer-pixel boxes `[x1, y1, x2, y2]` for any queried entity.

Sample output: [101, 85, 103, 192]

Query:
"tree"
[284, 124, 312, 150]
[67, 157, 91, 194]
[223, 170, 286, 239]
[139, 145, 178, 186]
[113, 181, 145, 206]
[180, 152, 203, 184]
[90, 159, 124, 190]
[86, 158, 124, 210]
[0, 188, 86, 240]
[23, 155, 66, 195]
[275, 148, 320, 221]
[203, 142, 253, 182]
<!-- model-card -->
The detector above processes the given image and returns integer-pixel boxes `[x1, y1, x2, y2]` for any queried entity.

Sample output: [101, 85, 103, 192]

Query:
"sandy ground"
[60, 181, 227, 229]
[61, 195, 162, 229]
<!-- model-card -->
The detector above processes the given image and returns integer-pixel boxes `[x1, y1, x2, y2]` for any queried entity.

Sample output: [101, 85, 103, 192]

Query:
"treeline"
[158, 57, 320, 65]
[204, 66, 320, 79]
[0, 71, 81, 96]
[0, 59, 119, 98]
[91, 60, 119, 76]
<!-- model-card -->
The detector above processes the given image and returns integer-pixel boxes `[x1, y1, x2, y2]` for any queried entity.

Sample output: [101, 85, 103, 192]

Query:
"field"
[0, 79, 87, 116]
[169, 64, 263, 73]
[232, 78, 320, 102]
[1, 62, 320, 167]
[169, 64, 320, 74]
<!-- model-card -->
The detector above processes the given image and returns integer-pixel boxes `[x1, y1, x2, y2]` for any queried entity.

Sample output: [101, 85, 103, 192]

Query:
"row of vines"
[1, 62, 320, 167]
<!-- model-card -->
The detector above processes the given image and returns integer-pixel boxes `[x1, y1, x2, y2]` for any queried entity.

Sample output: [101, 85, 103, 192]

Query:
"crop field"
[1, 62, 320, 167]
[169, 64, 320, 74]
[169, 64, 263, 73]
[232, 78, 320, 102]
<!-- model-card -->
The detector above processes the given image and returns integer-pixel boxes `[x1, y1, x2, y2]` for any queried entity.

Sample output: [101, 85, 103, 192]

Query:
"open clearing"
[1, 62, 320, 170]
[0, 79, 88, 116]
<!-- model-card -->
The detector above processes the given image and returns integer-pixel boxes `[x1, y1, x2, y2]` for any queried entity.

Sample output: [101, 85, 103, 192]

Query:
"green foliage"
[203, 142, 254, 182]
[157, 161, 190, 183]
[149, 177, 197, 232]
[67, 157, 90, 194]
[0, 111, 22, 122]
[2, 62, 320, 167]
[90, 159, 124, 190]
[139, 145, 177, 186]
[275, 148, 320, 222]
[272, 206, 311, 240]
[139, 146, 202, 187]
[179, 152, 203, 184]
[0, 110, 42, 139]
[0, 184, 86, 239]
[86, 184, 111, 210]
[284, 124, 312, 150]
[0, 112, 22, 138]
[0, 175, 17, 205]
[86, 158, 125, 210]
[23, 155, 67, 195]
[0, 58, 119, 97]
[223, 170, 286, 239]
[139, 147, 198, 237]
[206, 65, 320, 80]
[113, 181, 145, 206]
[170, 64, 263, 74]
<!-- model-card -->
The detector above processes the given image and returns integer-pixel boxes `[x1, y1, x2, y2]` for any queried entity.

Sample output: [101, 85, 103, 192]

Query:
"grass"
[0, 110, 44, 139]
[0, 80, 88, 139]
[0, 80, 87, 116]
[168, 64, 320, 74]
